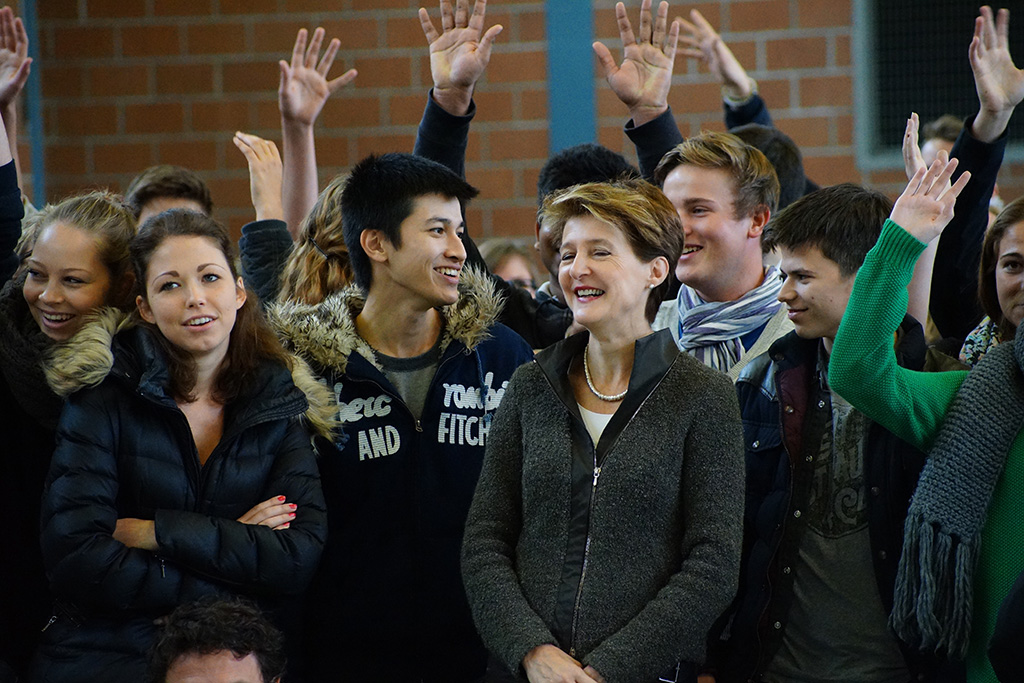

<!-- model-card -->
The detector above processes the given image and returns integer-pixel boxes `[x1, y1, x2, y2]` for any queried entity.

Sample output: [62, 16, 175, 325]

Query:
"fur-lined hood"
[44, 308, 336, 439]
[268, 266, 503, 374]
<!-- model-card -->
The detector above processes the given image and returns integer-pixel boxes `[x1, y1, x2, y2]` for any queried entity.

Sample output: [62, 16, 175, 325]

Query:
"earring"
[649, 283, 656, 289]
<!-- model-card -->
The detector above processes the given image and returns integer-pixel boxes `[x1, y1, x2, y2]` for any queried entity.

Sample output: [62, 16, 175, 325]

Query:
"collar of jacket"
[534, 327, 680, 459]
[268, 266, 502, 375]
[44, 308, 337, 439]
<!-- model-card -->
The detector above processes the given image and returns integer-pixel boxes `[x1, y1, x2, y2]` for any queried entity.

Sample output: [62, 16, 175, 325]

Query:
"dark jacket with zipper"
[33, 316, 330, 683]
[463, 329, 744, 683]
[269, 269, 534, 682]
[722, 320, 965, 683]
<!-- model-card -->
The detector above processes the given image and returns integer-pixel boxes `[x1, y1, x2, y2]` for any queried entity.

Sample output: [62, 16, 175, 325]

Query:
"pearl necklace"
[583, 345, 627, 402]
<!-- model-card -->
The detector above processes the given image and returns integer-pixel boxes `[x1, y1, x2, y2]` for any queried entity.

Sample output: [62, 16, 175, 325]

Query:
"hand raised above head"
[890, 151, 971, 244]
[420, 0, 503, 116]
[0, 6, 30, 110]
[592, 0, 680, 126]
[278, 27, 357, 127]
[969, 6, 1024, 142]
[677, 8, 751, 101]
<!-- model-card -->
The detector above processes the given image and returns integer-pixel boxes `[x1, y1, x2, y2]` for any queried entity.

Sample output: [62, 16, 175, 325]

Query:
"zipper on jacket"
[563, 358, 676, 658]
[40, 615, 57, 632]
[159, 555, 166, 578]
[569, 463, 601, 657]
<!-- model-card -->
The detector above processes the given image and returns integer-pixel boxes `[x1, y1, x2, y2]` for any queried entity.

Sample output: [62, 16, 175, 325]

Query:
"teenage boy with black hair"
[720, 182, 966, 683]
[273, 152, 533, 683]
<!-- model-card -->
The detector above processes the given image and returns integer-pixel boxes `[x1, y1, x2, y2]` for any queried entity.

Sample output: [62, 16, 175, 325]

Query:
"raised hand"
[593, 0, 680, 126]
[233, 132, 284, 223]
[236, 495, 296, 531]
[902, 113, 927, 181]
[278, 27, 357, 127]
[890, 151, 971, 244]
[0, 6, 30, 110]
[969, 6, 1024, 142]
[678, 8, 750, 101]
[420, 0, 503, 116]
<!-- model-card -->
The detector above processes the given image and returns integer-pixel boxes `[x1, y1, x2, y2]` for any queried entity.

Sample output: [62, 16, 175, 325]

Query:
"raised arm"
[233, 132, 284, 223]
[0, 7, 30, 189]
[677, 8, 771, 129]
[234, 132, 290, 304]
[930, 5, 1023, 341]
[0, 105, 20, 285]
[413, 0, 501, 176]
[829, 156, 970, 451]
[278, 27, 356, 239]
[902, 114, 940, 326]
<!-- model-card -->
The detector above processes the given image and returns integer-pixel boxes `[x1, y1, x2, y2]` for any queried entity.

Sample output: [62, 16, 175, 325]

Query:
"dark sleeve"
[412, 89, 476, 178]
[462, 367, 560, 675]
[0, 160, 23, 284]
[723, 94, 773, 129]
[41, 389, 222, 612]
[239, 219, 292, 305]
[989, 565, 1024, 681]
[155, 419, 327, 596]
[929, 113, 1007, 342]
[624, 108, 685, 181]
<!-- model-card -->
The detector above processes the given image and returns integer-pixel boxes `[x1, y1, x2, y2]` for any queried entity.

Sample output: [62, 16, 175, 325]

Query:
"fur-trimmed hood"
[44, 308, 337, 440]
[268, 266, 503, 374]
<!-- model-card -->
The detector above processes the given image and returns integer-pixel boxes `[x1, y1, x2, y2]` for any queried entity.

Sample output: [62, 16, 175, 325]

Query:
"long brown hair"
[130, 209, 293, 403]
[979, 195, 1024, 336]
[278, 173, 353, 305]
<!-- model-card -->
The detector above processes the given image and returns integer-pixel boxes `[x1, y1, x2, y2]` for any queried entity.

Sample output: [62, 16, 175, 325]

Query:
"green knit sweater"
[830, 219, 1024, 683]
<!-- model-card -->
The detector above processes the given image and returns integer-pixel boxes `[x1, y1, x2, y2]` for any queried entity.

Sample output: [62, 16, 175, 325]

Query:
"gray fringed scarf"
[890, 319, 1024, 659]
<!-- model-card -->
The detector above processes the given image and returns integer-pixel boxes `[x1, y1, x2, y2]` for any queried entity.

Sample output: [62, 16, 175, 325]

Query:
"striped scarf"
[676, 266, 783, 372]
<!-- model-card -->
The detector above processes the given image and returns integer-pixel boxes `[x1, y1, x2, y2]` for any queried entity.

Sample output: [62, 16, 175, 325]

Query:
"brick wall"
[35, 0, 1024, 239]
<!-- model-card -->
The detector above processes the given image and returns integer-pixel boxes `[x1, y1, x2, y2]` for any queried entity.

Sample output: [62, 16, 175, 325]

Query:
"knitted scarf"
[675, 265, 783, 372]
[891, 320, 1024, 659]
[0, 276, 62, 430]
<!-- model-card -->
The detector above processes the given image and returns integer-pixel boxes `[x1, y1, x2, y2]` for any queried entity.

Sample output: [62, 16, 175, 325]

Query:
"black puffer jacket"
[32, 315, 332, 683]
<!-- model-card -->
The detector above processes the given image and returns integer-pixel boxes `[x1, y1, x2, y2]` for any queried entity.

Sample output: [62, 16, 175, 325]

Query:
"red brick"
[487, 50, 545, 83]
[387, 17, 429, 49]
[282, 0, 341, 11]
[593, 7, 619, 40]
[53, 27, 116, 59]
[41, 67, 85, 99]
[835, 35, 851, 67]
[727, 41, 757, 73]
[125, 103, 184, 134]
[779, 116, 829, 148]
[122, 25, 181, 57]
[800, 75, 852, 107]
[674, 3, 722, 31]
[389, 93, 429, 126]
[758, 79, 791, 108]
[491, 128, 547, 161]
[519, 11, 545, 42]
[836, 115, 853, 145]
[48, 183, 105, 203]
[208, 176, 255, 208]
[90, 65, 149, 97]
[797, 0, 852, 27]
[313, 135, 352, 168]
[466, 131, 482, 162]
[520, 167, 541, 201]
[668, 82, 722, 113]
[491, 206, 539, 238]
[87, 0, 145, 18]
[318, 18, 380, 52]
[45, 144, 88, 176]
[471, 168, 516, 200]
[157, 64, 215, 94]
[187, 23, 247, 55]
[158, 140, 219, 171]
[472, 91, 514, 121]
[253, 101, 284, 129]
[464, 206, 485, 236]
[596, 88, 627, 117]
[220, 0, 278, 14]
[351, 0, 412, 9]
[94, 143, 152, 173]
[319, 95, 382, 128]
[40, 2, 78, 19]
[55, 104, 118, 136]
[154, 0, 213, 15]
[355, 57, 412, 88]
[689, 118, 727, 135]
[869, 169, 910, 186]
[802, 154, 858, 185]
[222, 62, 278, 94]
[729, 0, 789, 32]
[598, 125, 629, 153]
[767, 37, 827, 70]
[193, 101, 252, 132]
[355, 133, 418, 157]
[520, 89, 548, 120]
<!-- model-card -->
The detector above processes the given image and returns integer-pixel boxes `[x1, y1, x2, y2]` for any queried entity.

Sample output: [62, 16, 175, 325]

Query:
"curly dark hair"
[150, 597, 285, 683]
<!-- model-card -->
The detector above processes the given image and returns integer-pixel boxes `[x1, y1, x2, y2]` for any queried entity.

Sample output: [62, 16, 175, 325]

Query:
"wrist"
[432, 85, 474, 117]
[280, 115, 315, 132]
[723, 77, 756, 107]
[628, 103, 668, 127]
[971, 107, 1011, 143]
[255, 202, 285, 223]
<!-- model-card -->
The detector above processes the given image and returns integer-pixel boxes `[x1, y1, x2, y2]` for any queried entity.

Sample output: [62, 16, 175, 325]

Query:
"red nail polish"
[289, 512, 296, 517]
[289, 503, 297, 510]
[277, 496, 286, 502]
